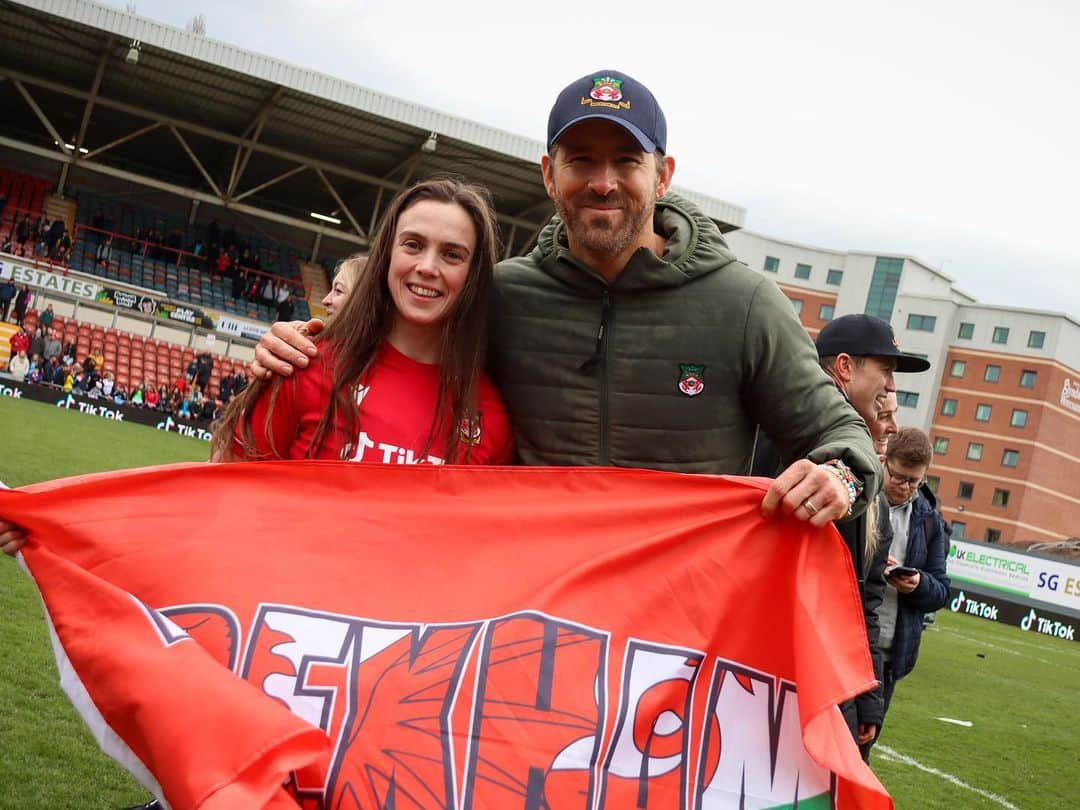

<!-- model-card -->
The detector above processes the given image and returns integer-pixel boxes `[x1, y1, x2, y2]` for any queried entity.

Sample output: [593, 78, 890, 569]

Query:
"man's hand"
[761, 459, 851, 527]
[251, 319, 323, 380]
[1, 520, 27, 556]
[857, 722, 879, 745]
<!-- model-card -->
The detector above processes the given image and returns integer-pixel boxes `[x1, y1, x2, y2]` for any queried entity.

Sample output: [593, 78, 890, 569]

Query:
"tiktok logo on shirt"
[341, 432, 445, 465]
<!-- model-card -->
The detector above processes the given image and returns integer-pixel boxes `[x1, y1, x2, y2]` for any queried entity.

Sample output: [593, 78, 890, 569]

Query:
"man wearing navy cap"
[250, 70, 879, 525]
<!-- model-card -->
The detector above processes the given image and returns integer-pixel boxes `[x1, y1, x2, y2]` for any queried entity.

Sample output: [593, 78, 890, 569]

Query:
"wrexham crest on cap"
[582, 76, 631, 110]
[590, 77, 623, 102]
[678, 364, 706, 397]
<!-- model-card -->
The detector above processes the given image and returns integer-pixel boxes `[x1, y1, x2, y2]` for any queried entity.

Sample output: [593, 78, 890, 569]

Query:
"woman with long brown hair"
[211, 178, 513, 465]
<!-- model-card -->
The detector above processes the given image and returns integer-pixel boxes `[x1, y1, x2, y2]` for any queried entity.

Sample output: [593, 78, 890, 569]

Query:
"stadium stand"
[19, 307, 248, 401]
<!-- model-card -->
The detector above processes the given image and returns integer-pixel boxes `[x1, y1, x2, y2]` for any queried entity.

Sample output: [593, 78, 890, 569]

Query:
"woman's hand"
[1, 520, 27, 556]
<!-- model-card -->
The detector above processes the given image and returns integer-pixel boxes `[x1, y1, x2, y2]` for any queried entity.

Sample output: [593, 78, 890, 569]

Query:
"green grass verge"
[1, 396, 1077, 807]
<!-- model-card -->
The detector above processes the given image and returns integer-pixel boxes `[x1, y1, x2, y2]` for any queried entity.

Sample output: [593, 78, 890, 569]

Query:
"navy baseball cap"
[546, 70, 667, 154]
[815, 314, 931, 373]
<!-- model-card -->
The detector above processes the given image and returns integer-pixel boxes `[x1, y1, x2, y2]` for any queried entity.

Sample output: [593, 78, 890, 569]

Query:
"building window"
[952, 521, 966, 539]
[794, 263, 812, 279]
[789, 298, 804, 315]
[1028, 330, 1045, 349]
[950, 360, 966, 377]
[984, 364, 1001, 383]
[958, 322, 975, 339]
[957, 481, 974, 499]
[896, 391, 919, 407]
[933, 437, 950, 454]
[992, 326, 1010, 344]
[992, 489, 1010, 507]
[1010, 409, 1028, 428]
[864, 256, 904, 321]
[985, 528, 1002, 544]
[966, 442, 984, 461]
[1019, 370, 1037, 388]
[975, 403, 992, 422]
[907, 314, 937, 332]
[940, 398, 957, 416]
[819, 304, 835, 321]
[1002, 449, 1019, 467]
[827, 269, 843, 286]
[764, 256, 779, 272]
[925, 475, 940, 493]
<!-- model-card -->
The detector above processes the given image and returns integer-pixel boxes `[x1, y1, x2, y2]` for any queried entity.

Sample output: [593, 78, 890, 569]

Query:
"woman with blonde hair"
[321, 253, 367, 319]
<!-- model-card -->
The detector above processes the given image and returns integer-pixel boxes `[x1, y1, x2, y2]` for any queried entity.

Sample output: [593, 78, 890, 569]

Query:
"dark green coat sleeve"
[739, 276, 882, 513]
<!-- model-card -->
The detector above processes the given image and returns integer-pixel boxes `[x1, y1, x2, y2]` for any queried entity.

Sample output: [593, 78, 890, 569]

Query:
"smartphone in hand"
[885, 565, 919, 578]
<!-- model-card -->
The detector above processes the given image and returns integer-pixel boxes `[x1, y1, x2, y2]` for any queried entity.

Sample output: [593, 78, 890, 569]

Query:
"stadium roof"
[0, 0, 746, 259]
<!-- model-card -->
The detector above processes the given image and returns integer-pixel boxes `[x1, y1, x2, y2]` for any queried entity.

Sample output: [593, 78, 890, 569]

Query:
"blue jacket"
[890, 485, 950, 680]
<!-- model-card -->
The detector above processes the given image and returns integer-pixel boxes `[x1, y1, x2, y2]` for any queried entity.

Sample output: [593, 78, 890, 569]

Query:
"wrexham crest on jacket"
[678, 364, 706, 397]
[582, 76, 631, 110]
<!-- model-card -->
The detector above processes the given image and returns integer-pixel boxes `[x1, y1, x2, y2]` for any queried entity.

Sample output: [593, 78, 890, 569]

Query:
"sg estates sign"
[0, 259, 99, 299]
[948, 539, 1080, 614]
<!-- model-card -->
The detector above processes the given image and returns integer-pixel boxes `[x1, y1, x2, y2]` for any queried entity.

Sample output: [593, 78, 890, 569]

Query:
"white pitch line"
[937, 625, 1062, 668]
[874, 745, 1020, 809]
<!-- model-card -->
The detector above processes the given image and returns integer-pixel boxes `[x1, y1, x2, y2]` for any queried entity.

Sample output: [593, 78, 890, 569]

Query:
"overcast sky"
[109, 0, 1078, 316]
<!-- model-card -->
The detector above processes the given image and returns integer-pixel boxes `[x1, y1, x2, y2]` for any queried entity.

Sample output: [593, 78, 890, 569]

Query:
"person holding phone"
[873, 426, 951, 752]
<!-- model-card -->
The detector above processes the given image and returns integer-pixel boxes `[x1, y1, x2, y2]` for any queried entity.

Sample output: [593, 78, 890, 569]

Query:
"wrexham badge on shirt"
[678, 364, 706, 397]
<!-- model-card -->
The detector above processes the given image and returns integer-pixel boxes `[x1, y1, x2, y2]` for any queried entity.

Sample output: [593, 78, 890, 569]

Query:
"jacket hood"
[915, 482, 940, 514]
[530, 191, 739, 293]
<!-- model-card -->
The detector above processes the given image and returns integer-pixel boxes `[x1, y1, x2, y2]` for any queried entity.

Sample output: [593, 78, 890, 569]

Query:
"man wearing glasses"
[875, 427, 951, 750]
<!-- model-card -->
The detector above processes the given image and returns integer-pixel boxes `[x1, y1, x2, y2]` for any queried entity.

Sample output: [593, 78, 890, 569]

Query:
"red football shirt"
[240, 341, 513, 465]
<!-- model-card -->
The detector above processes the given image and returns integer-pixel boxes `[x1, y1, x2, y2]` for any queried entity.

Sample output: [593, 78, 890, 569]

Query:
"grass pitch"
[0, 396, 1077, 808]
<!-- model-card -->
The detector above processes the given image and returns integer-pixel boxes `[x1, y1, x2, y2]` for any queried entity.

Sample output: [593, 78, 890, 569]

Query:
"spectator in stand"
[144, 382, 159, 409]
[174, 372, 189, 397]
[61, 364, 75, 393]
[206, 242, 220, 274]
[216, 248, 231, 278]
[131, 382, 145, 406]
[166, 385, 183, 416]
[61, 340, 76, 366]
[9, 325, 30, 357]
[276, 294, 295, 323]
[32, 218, 48, 257]
[47, 358, 63, 386]
[42, 328, 61, 363]
[26, 356, 45, 384]
[44, 356, 61, 385]
[39, 304, 55, 331]
[29, 326, 45, 361]
[1, 234, 12, 254]
[159, 383, 171, 411]
[12, 285, 31, 327]
[260, 276, 275, 308]
[195, 351, 214, 393]
[54, 230, 73, 264]
[0, 279, 15, 322]
[15, 215, 31, 255]
[232, 371, 248, 396]
[199, 395, 218, 422]
[46, 218, 64, 256]
[101, 373, 115, 398]
[223, 223, 236, 251]
[218, 371, 234, 404]
[96, 235, 114, 269]
[7, 349, 29, 379]
[113, 384, 128, 406]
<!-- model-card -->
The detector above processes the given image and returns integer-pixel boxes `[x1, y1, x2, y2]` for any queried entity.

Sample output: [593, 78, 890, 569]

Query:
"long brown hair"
[212, 178, 502, 462]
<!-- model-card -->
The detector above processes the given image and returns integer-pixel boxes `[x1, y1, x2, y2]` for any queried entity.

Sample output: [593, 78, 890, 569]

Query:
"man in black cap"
[249, 69, 878, 525]
[814, 313, 931, 756]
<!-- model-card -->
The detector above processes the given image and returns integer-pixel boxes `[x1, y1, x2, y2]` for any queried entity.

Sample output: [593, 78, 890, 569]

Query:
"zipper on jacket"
[579, 290, 613, 463]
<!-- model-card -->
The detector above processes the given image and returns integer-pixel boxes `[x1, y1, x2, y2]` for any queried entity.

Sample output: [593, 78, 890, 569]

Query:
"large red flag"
[4, 463, 891, 809]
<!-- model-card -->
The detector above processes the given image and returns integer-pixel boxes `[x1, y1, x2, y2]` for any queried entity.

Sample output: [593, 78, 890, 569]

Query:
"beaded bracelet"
[820, 459, 864, 516]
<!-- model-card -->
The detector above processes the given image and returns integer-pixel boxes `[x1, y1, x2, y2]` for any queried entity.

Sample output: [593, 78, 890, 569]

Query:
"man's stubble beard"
[554, 189, 655, 260]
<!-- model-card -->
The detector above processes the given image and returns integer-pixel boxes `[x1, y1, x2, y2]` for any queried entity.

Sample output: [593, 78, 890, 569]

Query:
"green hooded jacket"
[489, 191, 880, 504]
